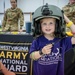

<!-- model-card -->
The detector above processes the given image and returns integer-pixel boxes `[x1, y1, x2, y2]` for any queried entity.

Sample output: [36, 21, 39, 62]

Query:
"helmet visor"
[35, 16, 60, 21]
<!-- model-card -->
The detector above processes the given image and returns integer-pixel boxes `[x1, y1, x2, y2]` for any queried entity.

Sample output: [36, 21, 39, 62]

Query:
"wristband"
[31, 52, 35, 60]
[66, 21, 73, 27]
[39, 50, 43, 55]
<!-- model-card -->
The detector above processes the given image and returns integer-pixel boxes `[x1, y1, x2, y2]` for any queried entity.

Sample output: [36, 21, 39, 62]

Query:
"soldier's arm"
[2, 11, 7, 31]
[19, 9, 24, 30]
[64, 14, 75, 44]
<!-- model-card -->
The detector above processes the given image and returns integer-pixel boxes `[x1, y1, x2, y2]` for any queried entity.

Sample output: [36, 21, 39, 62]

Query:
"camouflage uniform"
[63, 3, 75, 24]
[63, 3, 75, 32]
[2, 7, 24, 31]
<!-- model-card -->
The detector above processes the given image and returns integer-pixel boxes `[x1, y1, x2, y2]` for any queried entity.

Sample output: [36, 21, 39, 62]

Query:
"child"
[29, 4, 75, 75]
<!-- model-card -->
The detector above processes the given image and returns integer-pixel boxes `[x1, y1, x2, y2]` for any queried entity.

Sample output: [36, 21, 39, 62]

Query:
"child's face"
[40, 18, 56, 35]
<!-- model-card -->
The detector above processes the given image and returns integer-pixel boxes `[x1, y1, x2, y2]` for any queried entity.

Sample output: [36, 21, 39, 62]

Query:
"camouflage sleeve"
[18, 9, 24, 29]
[62, 5, 75, 17]
[2, 11, 7, 30]
[62, 6, 70, 16]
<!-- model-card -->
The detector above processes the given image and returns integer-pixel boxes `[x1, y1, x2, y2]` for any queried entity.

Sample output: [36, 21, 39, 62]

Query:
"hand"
[42, 44, 53, 54]
[19, 29, 23, 32]
[5, 71, 16, 75]
[0, 62, 15, 75]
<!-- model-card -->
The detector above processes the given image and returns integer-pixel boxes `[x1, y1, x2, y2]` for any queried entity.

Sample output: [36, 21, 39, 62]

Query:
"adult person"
[63, 0, 75, 36]
[63, 0, 75, 22]
[2, 0, 24, 32]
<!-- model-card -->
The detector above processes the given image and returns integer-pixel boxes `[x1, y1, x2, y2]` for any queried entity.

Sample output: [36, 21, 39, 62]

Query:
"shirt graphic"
[38, 47, 62, 65]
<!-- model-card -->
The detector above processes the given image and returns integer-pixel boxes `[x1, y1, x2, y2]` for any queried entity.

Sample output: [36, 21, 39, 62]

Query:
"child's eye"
[49, 22, 53, 25]
[42, 23, 47, 26]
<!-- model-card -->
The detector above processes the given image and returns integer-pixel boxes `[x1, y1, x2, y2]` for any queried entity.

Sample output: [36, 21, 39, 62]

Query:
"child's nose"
[46, 24, 50, 27]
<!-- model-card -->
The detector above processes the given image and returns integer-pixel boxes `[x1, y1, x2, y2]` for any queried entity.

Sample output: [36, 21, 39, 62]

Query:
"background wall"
[0, 0, 69, 29]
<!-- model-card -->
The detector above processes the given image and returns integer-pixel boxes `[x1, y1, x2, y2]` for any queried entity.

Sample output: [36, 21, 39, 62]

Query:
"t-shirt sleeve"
[29, 39, 38, 54]
[64, 37, 73, 52]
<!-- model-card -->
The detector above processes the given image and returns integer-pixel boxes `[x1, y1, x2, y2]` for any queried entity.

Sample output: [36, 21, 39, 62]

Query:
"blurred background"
[0, 0, 69, 30]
